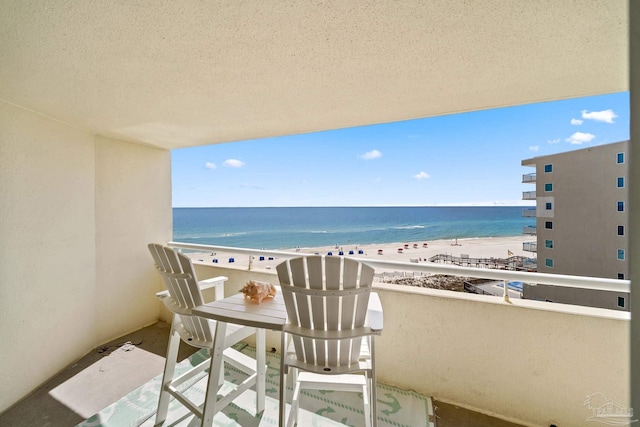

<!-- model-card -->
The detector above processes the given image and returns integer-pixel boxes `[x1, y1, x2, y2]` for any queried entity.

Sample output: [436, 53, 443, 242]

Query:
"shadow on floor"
[0, 322, 197, 427]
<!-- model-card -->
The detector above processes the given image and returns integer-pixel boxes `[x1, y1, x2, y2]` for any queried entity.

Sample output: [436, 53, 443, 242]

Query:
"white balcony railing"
[523, 241, 537, 252]
[522, 190, 536, 200]
[523, 225, 537, 235]
[521, 208, 536, 217]
[522, 172, 536, 183]
[167, 241, 630, 427]
[168, 241, 629, 302]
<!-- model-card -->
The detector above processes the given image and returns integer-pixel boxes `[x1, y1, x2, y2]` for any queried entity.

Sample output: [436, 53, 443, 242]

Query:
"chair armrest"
[367, 292, 383, 331]
[284, 325, 380, 340]
[156, 290, 170, 299]
[155, 277, 228, 303]
[198, 276, 228, 301]
[198, 276, 228, 290]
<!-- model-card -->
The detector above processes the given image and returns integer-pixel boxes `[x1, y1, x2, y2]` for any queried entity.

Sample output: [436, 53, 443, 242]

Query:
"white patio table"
[192, 287, 288, 427]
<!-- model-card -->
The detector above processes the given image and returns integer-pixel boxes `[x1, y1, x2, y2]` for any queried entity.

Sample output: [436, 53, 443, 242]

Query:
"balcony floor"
[0, 322, 524, 427]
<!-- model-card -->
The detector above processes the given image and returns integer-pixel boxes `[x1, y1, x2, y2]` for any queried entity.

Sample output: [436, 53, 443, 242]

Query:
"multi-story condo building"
[521, 141, 630, 310]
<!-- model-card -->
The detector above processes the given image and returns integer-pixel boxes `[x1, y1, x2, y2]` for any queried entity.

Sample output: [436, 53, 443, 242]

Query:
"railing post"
[503, 280, 510, 303]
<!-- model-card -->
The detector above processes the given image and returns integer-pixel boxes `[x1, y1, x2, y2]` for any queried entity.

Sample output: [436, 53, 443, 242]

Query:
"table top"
[193, 287, 287, 331]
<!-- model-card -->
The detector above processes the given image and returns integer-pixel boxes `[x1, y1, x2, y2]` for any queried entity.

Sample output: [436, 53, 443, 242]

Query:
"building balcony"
[522, 173, 536, 183]
[0, 242, 630, 427]
[522, 191, 536, 200]
[521, 208, 536, 217]
[523, 225, 537, 235]
[523, 241, 537, 252]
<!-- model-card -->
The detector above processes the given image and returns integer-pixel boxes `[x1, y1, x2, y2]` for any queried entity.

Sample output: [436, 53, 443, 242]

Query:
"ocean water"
[173, 206, 532, 250]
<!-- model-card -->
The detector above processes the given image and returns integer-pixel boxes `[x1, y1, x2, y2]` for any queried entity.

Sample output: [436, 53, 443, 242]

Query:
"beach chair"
[276, 256, 383, 427]
[148, 243, 259, 424]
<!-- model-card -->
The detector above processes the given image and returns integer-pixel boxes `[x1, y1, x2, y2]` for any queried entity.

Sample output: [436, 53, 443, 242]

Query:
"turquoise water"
[173, 206, 532, 250]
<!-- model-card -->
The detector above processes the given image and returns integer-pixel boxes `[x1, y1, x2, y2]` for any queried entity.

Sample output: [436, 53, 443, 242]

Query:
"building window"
[545, 221, 553, 229]
[544, 164, 553, 173]
[545, 239, 554, 249]
[617, 249, 625, 260]
[618, 273, 625, 280]
[618, 201, 624, 212]
[545, 258, 554, 268]
[545, 202, 552, 210]
[617, 152, 625, 164]
[544, 183, 553, 192]
[617, 177, 624, 188]
[618, 226, 624, 236]
[618, 296, 625, 308]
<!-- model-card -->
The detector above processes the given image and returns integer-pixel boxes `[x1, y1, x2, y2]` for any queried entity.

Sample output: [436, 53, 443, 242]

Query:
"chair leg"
[279, 332, 287, 427]
[288, 367, 298, 392]
[156, 319, 181, 424]
[362, 382, 372, 427]
[287, 381, 301, 427]
[256, 328, 266, 413]
[201, 320, 227, 427]
[370, 338, 378, 427]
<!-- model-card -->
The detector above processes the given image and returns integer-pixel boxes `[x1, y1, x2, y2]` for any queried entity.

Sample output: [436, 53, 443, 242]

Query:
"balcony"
[523, 225, 537, 235]
[522, 173, 536, 183]
[161, 243, 637, 425]
[1, 3, 635, 425]
[523, 241, 537, 252]
[522, 191, 536, 200]
[521, 208, 536, 217]
[175, 243, 629, 426]
[0, 242, 630, 427]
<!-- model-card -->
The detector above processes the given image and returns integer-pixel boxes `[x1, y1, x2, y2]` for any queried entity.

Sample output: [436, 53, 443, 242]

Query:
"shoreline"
[186, 235, 534, 272]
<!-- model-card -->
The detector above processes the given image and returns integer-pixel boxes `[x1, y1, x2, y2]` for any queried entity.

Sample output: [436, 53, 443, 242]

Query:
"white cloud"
[566, 132, 595, 145]
[413, 171, 430, 180]
[547, 138, 561, 144]
[223, 159, 245, 168]
[570, 118, 583, 125]
[529, 146, 539, 152]
[205, 162, 217, 169]
[361, 149, 382, 160]
[581, 109, 618, 124]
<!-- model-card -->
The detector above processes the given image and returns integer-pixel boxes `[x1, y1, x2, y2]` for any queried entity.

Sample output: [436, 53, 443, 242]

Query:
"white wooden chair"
[276, 255, 383, 427]
[148, 243, 260, 425]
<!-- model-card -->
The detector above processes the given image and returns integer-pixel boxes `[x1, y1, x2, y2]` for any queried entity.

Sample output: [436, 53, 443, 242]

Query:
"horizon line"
[172, 204, 535, 208]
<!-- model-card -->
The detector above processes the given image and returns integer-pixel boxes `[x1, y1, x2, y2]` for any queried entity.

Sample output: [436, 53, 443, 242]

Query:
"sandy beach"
[187, 235, 533, 273]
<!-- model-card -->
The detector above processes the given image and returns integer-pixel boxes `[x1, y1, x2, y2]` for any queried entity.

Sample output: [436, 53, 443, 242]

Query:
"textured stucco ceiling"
[0, 0, 629, 150]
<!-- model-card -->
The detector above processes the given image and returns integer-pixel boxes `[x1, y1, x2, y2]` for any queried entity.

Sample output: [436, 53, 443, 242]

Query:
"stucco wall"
[95, 136, 171, 344]
[0, 103, 171, 412]
[374, 283, 629, 427]
[0, 103, 97, 412]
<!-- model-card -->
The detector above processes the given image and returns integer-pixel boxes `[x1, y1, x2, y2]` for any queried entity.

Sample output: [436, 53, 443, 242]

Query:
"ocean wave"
[391, 225, 426, 230]
[175, 231, 249, 239]
[220, 232, 248, 237]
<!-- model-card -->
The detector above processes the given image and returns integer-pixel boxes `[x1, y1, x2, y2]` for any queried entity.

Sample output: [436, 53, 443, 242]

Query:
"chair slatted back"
[277, 256, 374, 369]
[148, 243, 213, 344]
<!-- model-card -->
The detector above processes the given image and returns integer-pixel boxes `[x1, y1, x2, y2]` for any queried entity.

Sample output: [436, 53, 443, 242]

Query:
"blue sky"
[172, 92, 629, 207]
